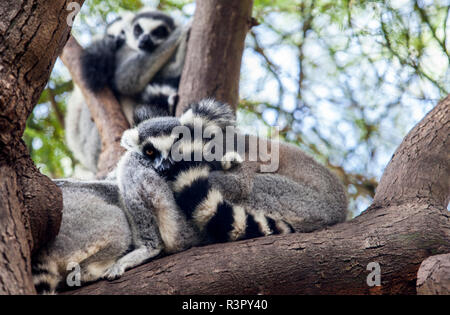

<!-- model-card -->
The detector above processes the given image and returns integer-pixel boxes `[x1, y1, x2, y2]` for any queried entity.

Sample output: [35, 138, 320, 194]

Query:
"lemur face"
[141, 133, 177, 176]
[127, 12, 176, 52]
[106, 12, 134, 48]
[121, 100, 236, 178]
[121, 117, 181, 176]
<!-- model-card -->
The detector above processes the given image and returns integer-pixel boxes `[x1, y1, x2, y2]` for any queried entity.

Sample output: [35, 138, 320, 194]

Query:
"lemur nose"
[115, 36, 125, 48]
[155, 158, 173, 177]
[138, 34, 155, 52]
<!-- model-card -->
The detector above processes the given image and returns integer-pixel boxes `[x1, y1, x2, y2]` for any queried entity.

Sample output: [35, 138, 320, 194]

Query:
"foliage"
[241, 0, 449, 214]
[25, 0, 449, 214]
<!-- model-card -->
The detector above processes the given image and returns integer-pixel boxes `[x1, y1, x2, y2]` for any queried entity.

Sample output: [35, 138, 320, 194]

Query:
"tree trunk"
[176, 0, 254, 114]
[0, 0, 84, 294]
[60, 37, 128, 178]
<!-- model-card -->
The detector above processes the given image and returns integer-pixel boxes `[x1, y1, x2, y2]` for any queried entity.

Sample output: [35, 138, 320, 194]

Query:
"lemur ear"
[121, 128, 139, 151]
[179, 98, 235, 129]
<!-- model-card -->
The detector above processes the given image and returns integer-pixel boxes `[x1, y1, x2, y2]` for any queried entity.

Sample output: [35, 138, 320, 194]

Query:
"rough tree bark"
[0, 0, 84, 294]
[373, 100, 450, 208]
[417, 253, 450, 294]
[67, 3, 449, 294]
[176, 0, 254, 114]
[60, 37, 128, 178]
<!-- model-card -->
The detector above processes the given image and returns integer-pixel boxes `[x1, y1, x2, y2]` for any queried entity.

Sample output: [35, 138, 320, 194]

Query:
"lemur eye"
[134, 24, 143, 37]
[151, 26, 169, 38]
[143, 144, 158, 159]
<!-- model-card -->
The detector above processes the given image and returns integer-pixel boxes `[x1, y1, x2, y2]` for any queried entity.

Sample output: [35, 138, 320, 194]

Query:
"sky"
[40, 0, 449, 214]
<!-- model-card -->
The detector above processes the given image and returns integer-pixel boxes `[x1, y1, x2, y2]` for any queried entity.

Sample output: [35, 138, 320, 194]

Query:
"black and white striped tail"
[32, 262, 61, 295]
[172, 165, 294, 243]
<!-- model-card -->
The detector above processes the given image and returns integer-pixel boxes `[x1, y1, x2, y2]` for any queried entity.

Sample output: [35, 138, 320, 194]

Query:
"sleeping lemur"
[65, 9, 189, 175]
[120, 99, 295, 246]
[33, 99, 347, 293]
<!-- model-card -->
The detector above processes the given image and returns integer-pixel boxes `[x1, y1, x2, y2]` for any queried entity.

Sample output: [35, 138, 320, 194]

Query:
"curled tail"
[32, 262, 61, 295]
[172, 166, 294, 243]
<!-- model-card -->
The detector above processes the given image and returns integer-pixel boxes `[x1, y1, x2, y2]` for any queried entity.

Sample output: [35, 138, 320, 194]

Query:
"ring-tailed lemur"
[33, 98, 348, 294]
[32, 177, 168, 294]
[120, 99, 295, 245]
[33, 99, 246, 292]
[66, 9, 189, 175]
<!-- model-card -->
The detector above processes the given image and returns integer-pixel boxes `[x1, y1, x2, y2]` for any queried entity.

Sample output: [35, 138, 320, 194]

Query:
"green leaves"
[26, 0, 449, 215]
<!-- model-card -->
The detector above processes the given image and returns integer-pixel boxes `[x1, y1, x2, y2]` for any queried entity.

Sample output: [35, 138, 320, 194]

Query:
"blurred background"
[24, 0, 450, 216]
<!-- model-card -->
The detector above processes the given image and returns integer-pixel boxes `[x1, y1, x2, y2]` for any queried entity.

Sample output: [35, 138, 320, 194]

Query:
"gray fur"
[32, 151, 198, 293]
[33, 179, 132, 293]
[209, 134, 348, 231]
[114, 25, 188, 96]
[116, 151, 200, 253]
[65, 9, 189, 175]
[37, 100, 347, 293]
[119, 99, 348, 244]
[137, 116, 180, 140]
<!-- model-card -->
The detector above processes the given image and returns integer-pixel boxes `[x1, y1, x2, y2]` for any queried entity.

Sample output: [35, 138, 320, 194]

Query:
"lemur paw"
[221, 152, 243, 171]
[103, 263, 126, 281]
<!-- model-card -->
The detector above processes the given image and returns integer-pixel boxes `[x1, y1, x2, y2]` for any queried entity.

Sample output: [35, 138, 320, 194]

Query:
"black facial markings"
[243, 214, 264, 240]
[174, 177, 210, 219]
[134, 23, 143, 37]
[134, 24, 143, 37]
[142, 143, 159, 160]
[205, 201, 235, 243]
[152, 25, 169, 38]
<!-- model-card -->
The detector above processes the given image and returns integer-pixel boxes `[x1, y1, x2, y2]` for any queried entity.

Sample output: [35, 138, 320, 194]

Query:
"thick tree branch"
[60, 36, 129, 178]
[0, 0, 84, 294]
[417, 253, 450, 294]
[374, 95, 450, 208]
[177, 0, 254, 114]
[67, 202, 450, 295]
